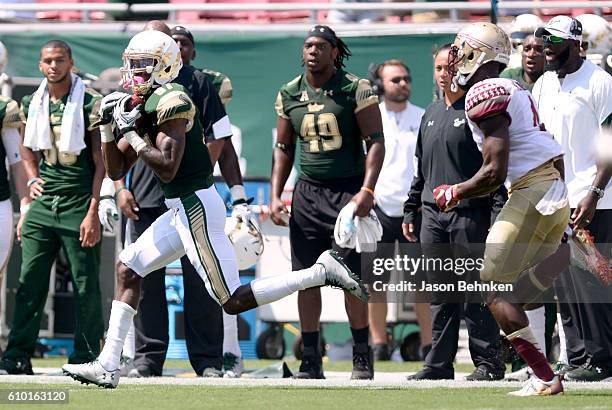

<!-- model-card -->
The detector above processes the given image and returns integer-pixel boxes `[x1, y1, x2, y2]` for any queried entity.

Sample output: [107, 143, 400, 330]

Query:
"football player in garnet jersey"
[438, 22, 571, 396]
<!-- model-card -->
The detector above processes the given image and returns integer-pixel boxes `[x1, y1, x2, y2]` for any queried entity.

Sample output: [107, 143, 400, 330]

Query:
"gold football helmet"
[576, 14, 612, 65]
[449, 22, 511, 86]
[121, 30, 182, 96]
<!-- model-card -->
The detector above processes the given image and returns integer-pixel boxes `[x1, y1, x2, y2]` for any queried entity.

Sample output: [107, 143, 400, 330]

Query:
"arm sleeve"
[1, 127, 21, 165]
[403, 126, 425, 224]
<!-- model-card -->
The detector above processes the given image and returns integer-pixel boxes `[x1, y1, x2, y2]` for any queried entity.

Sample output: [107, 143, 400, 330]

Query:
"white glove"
[355, 210, 383, 253]
[99, 91, 129, 125]
[113, 95, 142, 135]
[231, 203, 260, 232]
[98, 198, 119, 234]
[334, 202, 357, 249]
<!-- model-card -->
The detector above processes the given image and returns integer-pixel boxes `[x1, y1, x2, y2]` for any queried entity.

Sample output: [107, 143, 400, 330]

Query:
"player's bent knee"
[116, 261, 141, 289]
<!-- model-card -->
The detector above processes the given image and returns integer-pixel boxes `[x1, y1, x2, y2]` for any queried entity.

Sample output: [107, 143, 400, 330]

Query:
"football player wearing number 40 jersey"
[62, 30, 368, 389]
[271, 25, 385, 380]
[438, 22, 571, 396]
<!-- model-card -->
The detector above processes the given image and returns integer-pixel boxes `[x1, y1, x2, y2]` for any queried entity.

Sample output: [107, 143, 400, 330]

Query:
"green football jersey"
[143, 83, 214, 199]
[275, 69, 378, 180]
[20, 88, 101, 196]
[0, 96, 21, 201]
[202, 69, 233, 106]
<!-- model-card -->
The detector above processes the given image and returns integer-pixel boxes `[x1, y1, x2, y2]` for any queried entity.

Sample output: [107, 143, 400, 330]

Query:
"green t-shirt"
[202, 69, 233, 106]
[500, 66, 536, 92]
[0, 96, 21, 201]
[142, 83, 214, 198]
[275, 69, 378, 180]
[20, 88, 101, 196]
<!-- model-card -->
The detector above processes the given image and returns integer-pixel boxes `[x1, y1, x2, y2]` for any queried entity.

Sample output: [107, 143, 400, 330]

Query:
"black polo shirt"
[403, 95, 499, 224]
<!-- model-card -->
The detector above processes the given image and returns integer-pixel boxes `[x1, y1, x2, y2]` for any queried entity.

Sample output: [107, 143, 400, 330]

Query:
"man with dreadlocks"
[270, 25, 385, 380]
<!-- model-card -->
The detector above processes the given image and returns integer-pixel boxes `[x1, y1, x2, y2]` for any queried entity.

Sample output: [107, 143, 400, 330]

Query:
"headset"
[367, 59, 411, 96]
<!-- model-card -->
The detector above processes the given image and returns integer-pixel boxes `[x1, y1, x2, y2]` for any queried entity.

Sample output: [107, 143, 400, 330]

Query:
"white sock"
[557, 313, 568, 364]
[98, 300, 137, 370]
[526, 306, 546, 354]
[250, 265, 325, 306]
[223, 311, 242, 357]
[122, 321, 136, 360]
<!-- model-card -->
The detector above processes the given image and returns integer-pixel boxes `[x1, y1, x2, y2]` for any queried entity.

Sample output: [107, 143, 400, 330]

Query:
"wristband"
[100, 124, 115, 143]
[116, 186, 127, 195]
[360, 186, 375, 197]
[230, 185, 247, 203]
[124, 131, 148, 154]
[588, 185, 605, 199]
[27, 177, 41, 188]
[20, 203, 30, 215]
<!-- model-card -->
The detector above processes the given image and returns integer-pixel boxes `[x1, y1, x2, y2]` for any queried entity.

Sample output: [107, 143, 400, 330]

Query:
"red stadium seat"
[170, 0, 206, 22]
[200, 0, 269, 23]
[265, 0, 329, 23]
[36, 0, 108, 21]
[538, 0, 593, 17]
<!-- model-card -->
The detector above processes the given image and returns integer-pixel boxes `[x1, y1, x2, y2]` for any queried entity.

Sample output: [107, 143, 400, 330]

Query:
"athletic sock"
[526, 306, 546, 358]
[351, 326, 370, 345]
[98, 300, 137, 371]
[250, 264, 325, 305]
[302, 331, 320, 350]
[223, 311, 242, 357]
[556, 313, 569, 365]
[122, 321, 136, 360]
[507, 326, 554, 382]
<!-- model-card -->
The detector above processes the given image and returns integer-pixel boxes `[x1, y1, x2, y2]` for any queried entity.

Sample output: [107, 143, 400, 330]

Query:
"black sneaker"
[372, 343, 391, 361]
[293, 347, 324, 379]
[406, 367, 453, 380]
[351, 344, 374, 380]
[553, 361, 576, 376]
[565, 363, 610, 382]
[465, 365, 504, 381]
[0, 357, 34, 375]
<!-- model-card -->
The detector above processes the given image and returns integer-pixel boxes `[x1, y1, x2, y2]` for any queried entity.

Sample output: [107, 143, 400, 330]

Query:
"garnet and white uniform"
[465, 78, 570, 283]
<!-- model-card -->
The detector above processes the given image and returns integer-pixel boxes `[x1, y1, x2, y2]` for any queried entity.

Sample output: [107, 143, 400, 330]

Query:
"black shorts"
[289, 175, 363, 275]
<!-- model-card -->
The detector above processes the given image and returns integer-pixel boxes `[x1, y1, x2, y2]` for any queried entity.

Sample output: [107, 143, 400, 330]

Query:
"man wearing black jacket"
[403, 45, 505, 381]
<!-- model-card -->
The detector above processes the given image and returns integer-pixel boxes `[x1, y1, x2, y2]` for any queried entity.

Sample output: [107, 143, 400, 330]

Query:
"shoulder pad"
[146, 84, 195, 127]
[354, 78, 378, 113]
[466, 81, 511, 123]
[0, 97, 20, 129]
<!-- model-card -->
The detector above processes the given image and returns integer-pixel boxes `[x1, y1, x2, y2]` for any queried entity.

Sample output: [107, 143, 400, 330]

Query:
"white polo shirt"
[532, 60, 612, 209]
[375, 100, 425, 217]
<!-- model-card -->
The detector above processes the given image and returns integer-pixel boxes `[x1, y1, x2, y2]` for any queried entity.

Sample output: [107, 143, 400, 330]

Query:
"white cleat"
[223, 353, 244, 378]
[508, 375, 563, 396]
[505, 366, 533, 382]
[317, 250, 368, 302]
[62, 360, 120, 389]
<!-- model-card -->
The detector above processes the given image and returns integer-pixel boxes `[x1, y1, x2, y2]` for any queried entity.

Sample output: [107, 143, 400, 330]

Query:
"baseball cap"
[171, 25, 195, 46]
[535, 16, 583, 42]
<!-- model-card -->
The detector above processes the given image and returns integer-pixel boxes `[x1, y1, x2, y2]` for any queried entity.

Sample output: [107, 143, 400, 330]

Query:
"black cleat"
[0, 357, 34, 375]
[464, 365, 505, 381]
[406, 367, 453, 380]
[293, 347, 325, 379]
[351, 344, 374, 380]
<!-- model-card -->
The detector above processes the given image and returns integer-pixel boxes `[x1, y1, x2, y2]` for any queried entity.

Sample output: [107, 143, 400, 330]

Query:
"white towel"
[24, 72, 86, 155]
[535, 178, 568, 216]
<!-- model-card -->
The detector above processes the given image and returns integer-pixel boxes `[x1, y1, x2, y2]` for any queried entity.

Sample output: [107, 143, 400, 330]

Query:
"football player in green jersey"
[0, 40, 105, 376]
[62, 30, 367, 389]
[0, 42, 31, 376]
[271, 25, 385, 380]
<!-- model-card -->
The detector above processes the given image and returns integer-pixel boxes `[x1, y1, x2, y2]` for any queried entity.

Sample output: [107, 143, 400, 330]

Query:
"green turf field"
[0, 383, 610, 410]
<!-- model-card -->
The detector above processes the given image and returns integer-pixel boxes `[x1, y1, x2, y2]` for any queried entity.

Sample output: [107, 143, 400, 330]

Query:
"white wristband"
[100, 124, 115, 143]
[124, 131, 148, 154]
[20, 203, 30, 215]
[230, 184, 247, 203]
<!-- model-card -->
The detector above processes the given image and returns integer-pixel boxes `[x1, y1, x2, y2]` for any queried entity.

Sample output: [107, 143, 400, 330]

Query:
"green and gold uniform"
[140, 83, 215, 198]
[0, 96, 21, 202]
[500, 67, 536, 92]
[274, 69, 379, 272]
[4, 87, 104, 364]
[202, 69, 233, 106]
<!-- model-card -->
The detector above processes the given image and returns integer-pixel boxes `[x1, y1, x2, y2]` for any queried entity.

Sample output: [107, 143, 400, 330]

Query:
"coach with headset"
[365, 60, 432, 361]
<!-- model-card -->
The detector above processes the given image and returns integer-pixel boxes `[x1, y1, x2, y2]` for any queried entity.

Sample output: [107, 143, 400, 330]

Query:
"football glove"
[113, 94, 142, 135]
[98, 91, 129, 126]
[433, 184, 460, 212]
[355, 211, 383, 253]
[334, 202, 357, 249]
[98, 177, 118, 234]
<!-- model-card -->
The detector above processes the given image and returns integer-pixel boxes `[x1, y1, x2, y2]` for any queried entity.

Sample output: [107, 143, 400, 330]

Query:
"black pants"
[125, 207, 223, 375]
[420, 204, 503, 375]
[554, 209, 612, 369]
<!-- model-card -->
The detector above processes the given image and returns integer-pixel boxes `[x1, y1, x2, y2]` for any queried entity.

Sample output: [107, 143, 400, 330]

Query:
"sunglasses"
[541, 35, 565, 45]
[390, 75, 411, 84]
